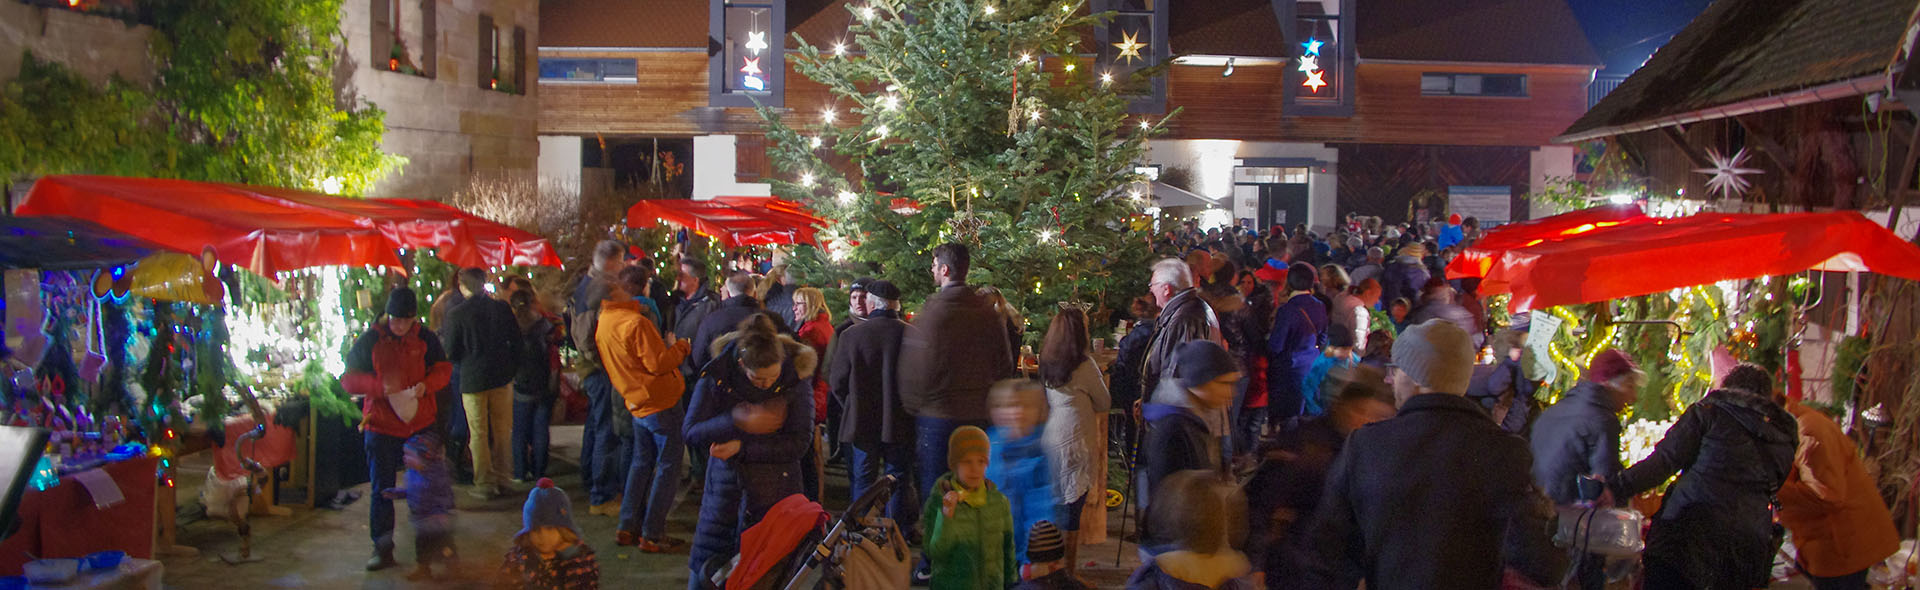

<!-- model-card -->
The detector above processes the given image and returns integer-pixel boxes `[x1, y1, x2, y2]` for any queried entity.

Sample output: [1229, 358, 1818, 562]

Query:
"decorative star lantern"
[1303, 70, 1327, 92]
[743, 31, 769, 55]
[1693, 148, 1764, 199]
[1301, 38, 1324, 56]
[1113, 30, 1146, 65]
[740, 57, 762, 76]
[1296, 55, 1319, 73]
[1298, 37, 1328, 93]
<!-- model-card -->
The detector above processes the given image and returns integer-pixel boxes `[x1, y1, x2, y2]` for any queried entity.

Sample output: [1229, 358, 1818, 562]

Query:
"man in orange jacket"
[1777, 396, 1900, 590]
[598, 266, 692, 552]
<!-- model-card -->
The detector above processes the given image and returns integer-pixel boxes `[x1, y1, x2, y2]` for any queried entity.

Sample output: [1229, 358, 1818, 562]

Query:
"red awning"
[626, 197, 825, 248]
[1473, 210, 1920, 312]
[1446, 204, 1650, 280]
[16, 175, 562, 275]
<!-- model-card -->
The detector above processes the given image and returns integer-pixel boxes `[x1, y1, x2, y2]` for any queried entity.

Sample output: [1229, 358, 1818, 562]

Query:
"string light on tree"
[800, 172, 816, 187]
[874, 124, 890, 138]
[860, 5, 877, 19]
[1100, 71, 1113, 85]
[837, 190, 858, 205]
[809, 136, 823, 148]
[879, 94, 899, 111]
[1030, 108, 1043, 121]
[821, 108, 837, 123]
[1019, 52, 1033, 64]
[832, 42, 847, 56]
[983, 4, 996, 15]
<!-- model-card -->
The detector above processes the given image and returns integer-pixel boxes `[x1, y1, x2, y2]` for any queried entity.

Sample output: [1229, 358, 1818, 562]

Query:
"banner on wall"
[1449, 186, 1513, 225]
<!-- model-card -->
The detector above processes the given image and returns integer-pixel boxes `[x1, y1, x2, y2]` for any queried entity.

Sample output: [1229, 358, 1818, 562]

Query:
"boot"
[366, 537, 398, 571]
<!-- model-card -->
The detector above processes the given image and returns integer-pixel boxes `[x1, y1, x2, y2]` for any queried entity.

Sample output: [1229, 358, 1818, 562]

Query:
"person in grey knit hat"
[1302, 319, 1564, 590]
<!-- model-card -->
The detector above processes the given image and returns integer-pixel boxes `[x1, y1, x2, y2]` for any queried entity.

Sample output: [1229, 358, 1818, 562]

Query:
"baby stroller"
[699, 475, 914, 590]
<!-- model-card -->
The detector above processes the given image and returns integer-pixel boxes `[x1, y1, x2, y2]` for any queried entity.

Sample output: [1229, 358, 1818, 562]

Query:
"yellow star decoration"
[1113, 30, 1146, 65]
[1303, 69, 1327, 92]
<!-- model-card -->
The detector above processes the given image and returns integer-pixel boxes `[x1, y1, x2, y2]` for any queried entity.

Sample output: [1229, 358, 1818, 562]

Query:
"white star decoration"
[740, 57, 762, 76]
[1303, 70, 1327, 92]
[1113, 30, 1146, 65]
[1297, 55, 1318, 73]
[1693, 148, 1764, 199]
[743, 31, 769, 55]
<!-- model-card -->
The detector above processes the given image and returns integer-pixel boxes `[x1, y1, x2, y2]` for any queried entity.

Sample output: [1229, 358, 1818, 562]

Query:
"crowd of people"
[337, 214, 1906, 590]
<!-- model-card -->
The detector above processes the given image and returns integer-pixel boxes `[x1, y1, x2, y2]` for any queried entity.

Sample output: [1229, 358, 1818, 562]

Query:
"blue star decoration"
[1302, 38, 1324, 56]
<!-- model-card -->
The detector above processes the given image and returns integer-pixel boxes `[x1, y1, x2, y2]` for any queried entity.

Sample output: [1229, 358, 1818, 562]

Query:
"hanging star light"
[740, 56, 762, 76]
[1303, 69, 1327, 92]
[1302, 38, 1324, 56]
[1296, 55, 1319, 73]
[1113, 30, 1146, 65]
[743, 31, 769, 55]
[1693, 148, 1764, 199]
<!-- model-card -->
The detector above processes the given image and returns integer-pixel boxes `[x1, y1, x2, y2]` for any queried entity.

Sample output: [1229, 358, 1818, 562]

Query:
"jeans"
[849, 442, 917, 535]
[364, 431, 407, 552]
[618, 406, 686, 540]
[579, 371, 629, 504]
[511, 395, 554, 480]
[1234, 405, 1268, 457]
[463, 385, 514, 488]
[436, 374, 472, 482]
[914, 416, 989, 511]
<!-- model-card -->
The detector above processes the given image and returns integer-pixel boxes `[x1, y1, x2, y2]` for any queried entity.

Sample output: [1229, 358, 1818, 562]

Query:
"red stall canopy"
[1446, 204, 1650, 280]
[627, 197, 825, 248]
[1475, 210, 1920, 312]
[17, 175, 561, 274]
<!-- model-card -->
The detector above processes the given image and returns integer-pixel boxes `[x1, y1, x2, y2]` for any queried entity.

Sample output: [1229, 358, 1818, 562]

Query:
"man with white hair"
[1302, 319, 1563, 590]
[827, 280, 917, 532]
[1141, 258, 1223, 393]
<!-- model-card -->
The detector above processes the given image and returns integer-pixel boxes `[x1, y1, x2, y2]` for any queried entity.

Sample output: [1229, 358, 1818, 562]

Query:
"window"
[1095, 0, 1168, 114]
[476, 15, 524, 94]
[539, 58, 639, 83]
[1421, 73, 1528, 97]
[371, 0, 436, 77]
[479, 14, 497, 89]
[709, 0, 786, 107]
[1281, 0, 1355, 117]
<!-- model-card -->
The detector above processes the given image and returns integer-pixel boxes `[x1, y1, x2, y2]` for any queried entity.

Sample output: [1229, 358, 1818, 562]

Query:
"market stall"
[626, 196, 826, 248]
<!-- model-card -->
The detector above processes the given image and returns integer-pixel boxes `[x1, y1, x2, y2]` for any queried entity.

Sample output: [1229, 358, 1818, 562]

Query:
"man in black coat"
[827, 280, 916, 531]
[442, 267, 524, 499]
[1139, 340, 1240, 558]
[688, 273, 778, 373]
[1302, 319, 1563, 590]
[1528, 349, 1640, 590]
[899, 243, 1016, 508]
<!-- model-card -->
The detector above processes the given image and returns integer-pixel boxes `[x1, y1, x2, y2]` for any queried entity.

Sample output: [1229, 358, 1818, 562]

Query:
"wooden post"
[152, 480, 198, 557]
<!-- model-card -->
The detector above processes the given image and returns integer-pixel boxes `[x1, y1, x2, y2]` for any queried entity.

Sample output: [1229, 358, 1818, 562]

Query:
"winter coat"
[443, 295, 524, 393]
[987, 426, 1056, 563]
[1380, 257, 1429, 309]
[900, 285, 1017, 421]
[1125, 552, 1257, 590]
[1778, 402, 1901, 578]
[568, 270, 613, 371]
[796, 313, 833, 423]
[764, 282, 797, 330]
[922, 473, 1018, 590]
[690, 295, 783, 374]
[1043, 358, 1110, 505]
[1232, 287, 1276, 410]
[342, 322, 453, 438]
[1467, 358, 1534, 435]
[1299, 352, 1358, 417]
[1140, 399, 1223, 553]
[597, 298, 691, 419]
[1302, 393, 1564, 590]
[512, 316, 559, 403]
[1613, 387, 1797, 590]
[1329, 293, 1369, 350]
[828, 309, 914, 446]
[1244, 418, 1344, 587]
[401, 451, 455, 518]
[1266, 293, 1327, 418]
[1527, 381, 1621, 505]
[498, 543, 600, 590]
[672, 283, 720, 374]
[1108, 320, 1157, 410]
[1142, 289, 1222, 394]
[684, 332, 818, 568]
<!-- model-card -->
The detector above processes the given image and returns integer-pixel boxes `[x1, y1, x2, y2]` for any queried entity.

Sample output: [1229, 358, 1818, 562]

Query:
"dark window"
[1281, 0, 1356, 118]
[1095, 0, 1168, 114]
[371, 0, 434, 77]
[709, 0, 786, 107]
[1420, 73, 1529, 97]
[479, 14, 497, 89]
[539, 58, 640, 83]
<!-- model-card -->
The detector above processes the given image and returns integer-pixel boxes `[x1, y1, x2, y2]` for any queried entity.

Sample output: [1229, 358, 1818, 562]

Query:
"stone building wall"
[0, 2, 155, 86]
[340, 0, 540, 200]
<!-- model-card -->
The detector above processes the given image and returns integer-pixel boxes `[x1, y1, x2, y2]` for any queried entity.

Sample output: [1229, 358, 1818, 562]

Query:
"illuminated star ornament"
[1301, 37, 1324, 56]
[1693, 148, 1764, 199]
[1296, 55, 1318, 73]
[1113, 30, 1146, 65]
[740, 56, 762, 76]
[1303, 70, 1327, 92]
[743, 31, 769, 55]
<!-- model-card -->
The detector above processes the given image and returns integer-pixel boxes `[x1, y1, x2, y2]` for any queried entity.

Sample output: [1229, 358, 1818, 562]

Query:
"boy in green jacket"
[923, 425, 1017, 590]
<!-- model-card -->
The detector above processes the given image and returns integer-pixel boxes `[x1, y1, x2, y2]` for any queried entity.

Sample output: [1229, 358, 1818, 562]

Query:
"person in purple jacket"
[1265, 263, 1327, 431]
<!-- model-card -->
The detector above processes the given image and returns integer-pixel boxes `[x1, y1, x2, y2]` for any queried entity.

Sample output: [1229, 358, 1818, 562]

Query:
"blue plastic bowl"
[0, 576, 27, 590]
[85, 550, 126, 570]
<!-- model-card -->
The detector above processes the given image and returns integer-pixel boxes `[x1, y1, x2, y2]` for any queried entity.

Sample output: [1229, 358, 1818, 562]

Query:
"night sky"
[1565, 0, 1714, 75]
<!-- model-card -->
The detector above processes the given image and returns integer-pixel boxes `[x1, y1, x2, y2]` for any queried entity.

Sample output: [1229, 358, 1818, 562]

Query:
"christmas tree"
[759, 0, 1167, 332]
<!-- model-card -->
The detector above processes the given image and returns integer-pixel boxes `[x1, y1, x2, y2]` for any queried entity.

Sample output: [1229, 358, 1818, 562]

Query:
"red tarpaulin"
[627, 197, 825, 248]
[1446, 204, 1650, 280]
[1474, 210, 1920, 312]
[17, 175, 561, 274]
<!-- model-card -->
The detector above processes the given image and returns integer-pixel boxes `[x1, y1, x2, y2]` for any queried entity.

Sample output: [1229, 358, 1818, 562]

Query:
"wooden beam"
[1660, 126, 1715, 170]
[1887, 112, 1920, 231]
[1733, 115, 1793, 174]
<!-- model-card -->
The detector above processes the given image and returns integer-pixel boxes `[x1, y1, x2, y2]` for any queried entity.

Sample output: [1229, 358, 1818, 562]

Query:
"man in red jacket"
[342, 288, 453, 571]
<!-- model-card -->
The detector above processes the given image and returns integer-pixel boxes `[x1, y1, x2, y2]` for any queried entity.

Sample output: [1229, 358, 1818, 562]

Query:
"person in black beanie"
[341, 287, 453, 571]
[1139, 340, 1240, 558]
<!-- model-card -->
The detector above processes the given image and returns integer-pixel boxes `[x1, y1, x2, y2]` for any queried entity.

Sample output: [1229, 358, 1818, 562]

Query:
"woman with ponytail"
[682, 313, 818, 590]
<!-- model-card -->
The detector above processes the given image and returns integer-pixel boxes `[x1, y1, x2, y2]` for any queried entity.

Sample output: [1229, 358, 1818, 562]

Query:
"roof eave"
[1360, 58, 1601, 71]
[1554, 75, 1889, 144]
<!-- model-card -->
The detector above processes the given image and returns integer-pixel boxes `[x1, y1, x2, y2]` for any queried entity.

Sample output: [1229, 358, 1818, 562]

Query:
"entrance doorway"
[1237, 166, 1309, 231]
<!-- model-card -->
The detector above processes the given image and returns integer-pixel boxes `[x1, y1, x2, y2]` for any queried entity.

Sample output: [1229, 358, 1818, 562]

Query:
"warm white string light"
[874, 124, 890, 138]
[1019, 53, 1032, 63]
[800, 172, 816, 187]
[809, 136, 824, 148]
[837, 190, 858, 205]
[860, 5, 877, 19]
[832, 42, 847, 56]
[983, 4, 996, 15]
[1099, 71, 1113, 85]
[821, 108, 837, 123]
[879, 94, 899, 111]
[1029, 108, 1042, 121]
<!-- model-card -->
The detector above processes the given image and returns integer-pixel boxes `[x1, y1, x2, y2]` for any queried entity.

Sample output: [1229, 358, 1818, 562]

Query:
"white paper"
[73, 467, 125, 510]
[1526, 310, 1563, 383]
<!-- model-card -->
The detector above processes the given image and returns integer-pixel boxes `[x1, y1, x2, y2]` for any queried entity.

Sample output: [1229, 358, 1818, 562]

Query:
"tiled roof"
[1563, 0, 1915, 139]
[1354, 0, 1598, 65]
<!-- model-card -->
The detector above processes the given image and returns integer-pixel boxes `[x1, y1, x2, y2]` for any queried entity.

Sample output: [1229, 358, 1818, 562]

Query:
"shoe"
[615, 531, 639, 547]
[365, 552, 397, 571]
[467, 485, 501, 500]
[405, 565, 434, 581]
[910, 564, 932, 587]
[590, 496, 622, 516]
[637, 537, 687, 554]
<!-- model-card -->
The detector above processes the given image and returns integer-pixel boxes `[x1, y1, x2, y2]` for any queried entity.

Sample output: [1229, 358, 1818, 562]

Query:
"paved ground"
[158, 425, 1144, 589]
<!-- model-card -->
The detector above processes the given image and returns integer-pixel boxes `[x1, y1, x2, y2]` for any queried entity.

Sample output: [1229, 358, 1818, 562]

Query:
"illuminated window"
[1282, 0, 1355, 117]
[1095, 0, 1168, 114]
[1421, 73, 1529, 97]
[710, 0, 786, 107]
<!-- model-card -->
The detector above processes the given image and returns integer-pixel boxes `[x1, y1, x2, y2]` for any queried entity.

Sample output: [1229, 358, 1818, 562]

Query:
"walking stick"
[1115, 408, 1143, 566]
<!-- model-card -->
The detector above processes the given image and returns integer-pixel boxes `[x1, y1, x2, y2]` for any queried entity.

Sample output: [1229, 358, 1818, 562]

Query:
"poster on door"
[1448, 186, 1513, 226]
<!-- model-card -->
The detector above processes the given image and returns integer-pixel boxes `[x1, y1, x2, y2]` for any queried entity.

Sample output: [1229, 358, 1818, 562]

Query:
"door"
[1257, 183, 1309, 231]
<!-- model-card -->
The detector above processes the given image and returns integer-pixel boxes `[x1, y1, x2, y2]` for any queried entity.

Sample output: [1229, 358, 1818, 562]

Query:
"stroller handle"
[840, 475, 897, 528]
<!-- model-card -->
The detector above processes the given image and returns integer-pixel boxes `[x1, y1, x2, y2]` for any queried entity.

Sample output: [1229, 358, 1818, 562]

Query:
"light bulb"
[821, 108, 837, 123]
[879, 95, 898, 110]
[832, 43, 847, 56]
[809, 136, 823, 148]
[1064, 62, 1075, 72]
[837, 191, 857, 205]
[861, 5, 876, 19]
[1038, 229, 1054, 243]
[874, 124, 890, 137]
[1062, 3, 1072, 12]
[1100, 72, 1113, 85]
[983, 4, 996, 14]
[1019, 53, 1032, 63]
[800, 172, 816, 187]
[1029, 109, 1042, 121]
[1139, 120, 1151, 130]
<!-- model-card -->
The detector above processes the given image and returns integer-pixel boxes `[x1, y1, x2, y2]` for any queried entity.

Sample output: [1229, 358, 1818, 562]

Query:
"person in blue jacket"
[682, 314, 816, 590]
[985, 379, 1056, 564]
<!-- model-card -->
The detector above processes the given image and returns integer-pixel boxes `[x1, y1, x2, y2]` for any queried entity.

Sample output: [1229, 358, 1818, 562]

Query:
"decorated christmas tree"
[759, 0, 1167, 330]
